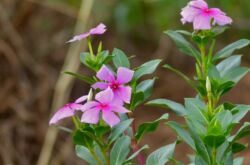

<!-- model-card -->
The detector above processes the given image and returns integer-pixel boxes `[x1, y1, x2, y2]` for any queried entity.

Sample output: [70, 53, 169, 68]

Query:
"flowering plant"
[50, 0, 250, 164]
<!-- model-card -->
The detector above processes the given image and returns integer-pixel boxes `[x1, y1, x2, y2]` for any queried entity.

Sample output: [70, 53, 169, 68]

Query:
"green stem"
[200, 42, 207, 78]
[87, 37, 94, 58]
[211, 147, 217, 165]
[72, 116, 80, 129]
[90, 149, 102, 165]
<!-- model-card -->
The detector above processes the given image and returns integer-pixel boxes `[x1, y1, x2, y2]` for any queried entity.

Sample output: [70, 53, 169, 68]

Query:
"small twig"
[36, 0, 95, 165]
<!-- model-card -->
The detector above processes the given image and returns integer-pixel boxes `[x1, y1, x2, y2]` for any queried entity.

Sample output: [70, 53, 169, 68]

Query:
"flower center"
[203, 8, 211, 14]
[99, 103, 108, 110]
[110, 82, 119, 90]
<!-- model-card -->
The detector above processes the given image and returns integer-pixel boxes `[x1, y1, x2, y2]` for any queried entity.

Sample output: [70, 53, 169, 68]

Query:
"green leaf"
[204, 135, 225, 148]
[229, 122, 250, 142]
[64, 71, 95, 84]
[231, 105, 250, 123]
[185, 98, 208, 125]
[146, 141, 176, 165]
[232, 143, 247, 153]
[112, 48, 130, 68]
[126, 145, 149, 162]
[213, 39, 250, 61]
[75, 145, 98, 165]
[223, 67, 249, 83]
[215, 110, 233, 131]
[146, 99, 186, 116]
[133, 78, 156, 107]
[136, 78, 155, 99]
[216, 55, 242, 77]
[233, 157, 244, 165]
[73, 130, 94, 148]
[166, 121, 195, 149]
[108, 119, 133, 144]
[162, 64, 196, 90]
[186, 119, 211, 164]
[133, 59, 161, 80]
[164, 30, 200, 59]
[135, 113, 169, 142]
[110, 136, 131, 165]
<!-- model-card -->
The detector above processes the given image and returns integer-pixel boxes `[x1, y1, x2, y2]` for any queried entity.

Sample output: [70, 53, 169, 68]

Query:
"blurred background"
[0, 0, 250, 164]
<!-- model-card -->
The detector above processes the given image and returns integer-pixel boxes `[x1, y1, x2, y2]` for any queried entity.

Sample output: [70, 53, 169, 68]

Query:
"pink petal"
[67, 33, 90, 43]
[80, 101, 99, 112]
[189, 0, 208, 9]
[95, 88, 114, 104]
[74, 95, 88, 103]
[89, 23, 107, 35]
[92, 82, 109, 90]
[116, 86, 132, 103]
[102, 111, 120, 127]
[210, 8, 232, 26]
[81, 108, 100, 124]
[193, 14, 212, 30]
[49, 106, 74, 125]
[111, 105, 130, 113]
[181, 6, 200, 24]
[96, 65, 115, 82]
[116, 67, 134, 84]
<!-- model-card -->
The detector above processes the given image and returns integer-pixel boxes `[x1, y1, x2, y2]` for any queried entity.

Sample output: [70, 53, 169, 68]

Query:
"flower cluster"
[50, 25, 134, 127]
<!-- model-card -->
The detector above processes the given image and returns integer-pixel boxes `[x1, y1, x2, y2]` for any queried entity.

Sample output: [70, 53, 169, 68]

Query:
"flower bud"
[206, 76, 211, 93]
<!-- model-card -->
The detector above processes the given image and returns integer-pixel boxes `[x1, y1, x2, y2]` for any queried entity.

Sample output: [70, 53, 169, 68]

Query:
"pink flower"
[67, 23, 107, 43]
[81, 88, 129, 127]
[92, 65, 134, 104]
[49, 95, 88, 125]
[181, 0, 232, 30]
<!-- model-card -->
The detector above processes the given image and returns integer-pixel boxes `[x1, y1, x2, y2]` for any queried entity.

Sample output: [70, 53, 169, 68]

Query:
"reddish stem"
[130, 118, 146, 165]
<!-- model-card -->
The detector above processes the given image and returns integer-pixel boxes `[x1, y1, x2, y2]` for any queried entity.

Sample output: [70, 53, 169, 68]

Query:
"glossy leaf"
[146, 99, 186, 116]
[126, 145, 149, 162]
[112, 48, 130, 68]
[64, 71, 95, 84]
[164, 30, 200, 59]
[167, 121, 195, 149]
[213, 39, 250, 61]
[146, 141, 176, 165]
[108, 119, 133, 144]
[216, 55, 241, 77]
[110, 136, 131, 165]
[135, 113, 169, 142]
[133, 59, 161, 80]
[75, 145, 98, 165]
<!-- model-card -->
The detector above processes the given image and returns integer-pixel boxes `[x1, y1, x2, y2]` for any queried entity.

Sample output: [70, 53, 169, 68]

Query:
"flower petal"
[210, 8, 232, 26]
[181, 6, 200, 24]
[67, 33, 90, 43]
[89, 23, 107, 35]
[49, 106, 74, 125]
[95, 88, 114, 104]
[116, 67, 134, 84]
[92, 82, 109, 90]
[81, 108, 100, 124]
[80, 101, 99, 112]
[96, 65, 115, 82]
[102, 111, 120, 127]
[111, 105, 130, 113]
[189, 0, 208, 9]
[74, 95, 88, 103]
[193, 14, 212, 30]
[116, 86, 132, 103]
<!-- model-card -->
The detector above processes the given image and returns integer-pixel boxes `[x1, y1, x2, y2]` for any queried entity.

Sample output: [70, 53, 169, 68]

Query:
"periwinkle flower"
[92, 65, 134, 104]
[81, 88, 129, 127]
[67, 23, 107, 43]
[181, 0, 232, 30]
[49, 95, 88, 125]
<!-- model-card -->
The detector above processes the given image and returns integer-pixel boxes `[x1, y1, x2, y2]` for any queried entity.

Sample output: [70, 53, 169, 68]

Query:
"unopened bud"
[206, 76, 211, 93]
[87, 88, 93, 102]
